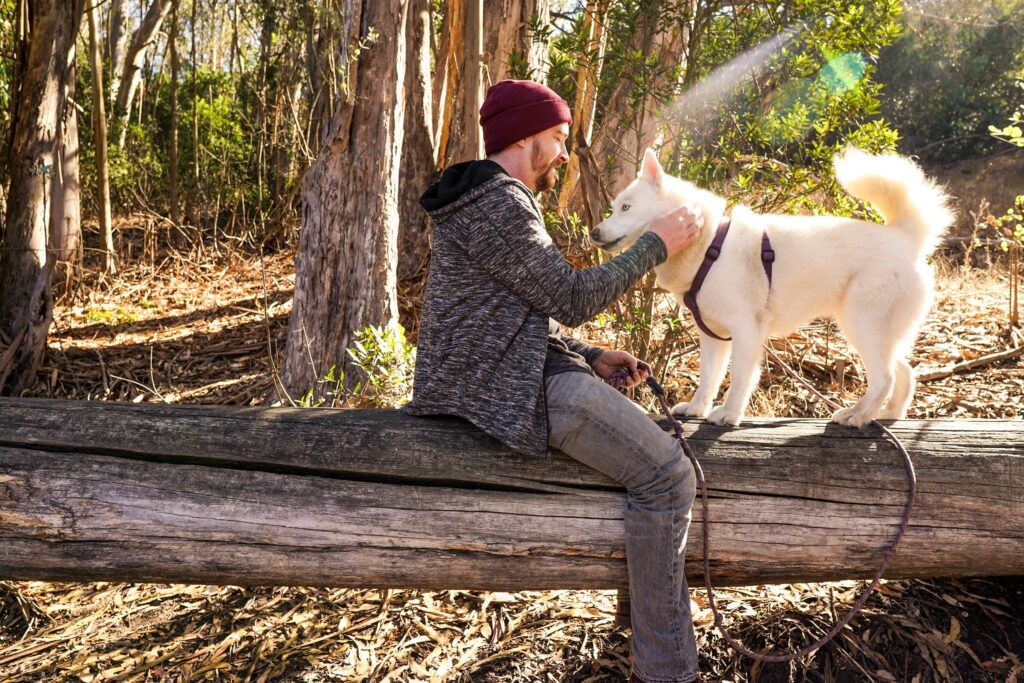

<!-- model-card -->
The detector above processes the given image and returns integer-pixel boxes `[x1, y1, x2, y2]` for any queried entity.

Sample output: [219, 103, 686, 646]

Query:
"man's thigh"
[545, 371, 688, 489]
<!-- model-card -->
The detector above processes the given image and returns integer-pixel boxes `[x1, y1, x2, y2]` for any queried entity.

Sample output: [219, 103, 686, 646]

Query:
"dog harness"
[681, 217, 775, 342]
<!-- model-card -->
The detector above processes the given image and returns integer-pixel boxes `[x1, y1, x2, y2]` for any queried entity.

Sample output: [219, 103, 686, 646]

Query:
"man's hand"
[647, 205, 702, 257]
[593, 350, 650, 389]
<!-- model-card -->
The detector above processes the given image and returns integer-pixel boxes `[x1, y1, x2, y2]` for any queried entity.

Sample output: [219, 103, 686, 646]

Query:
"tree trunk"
[1, 398, 1021, 589]
[88, 0, 116, 273]
[114, 0, 173, 148]
[0, 0, 84, 396]
[275, 0, 410, 403]
[54, 52, 81, 281]
[397, 0, 438, 336]
[454, 0, 483, 163]
[482, 0, 550, 84]
[557, 0, 610, 214]
[585, 0, 694, 199]
[168, 0, 180, 226]
[106, 0, 130, 108]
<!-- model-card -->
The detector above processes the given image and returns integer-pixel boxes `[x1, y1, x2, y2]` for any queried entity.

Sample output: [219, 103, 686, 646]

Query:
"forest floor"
[1, 223, 1022, 682]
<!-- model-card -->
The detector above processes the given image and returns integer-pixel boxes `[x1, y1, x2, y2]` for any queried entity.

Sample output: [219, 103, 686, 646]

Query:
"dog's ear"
[639, 148, 665, 185]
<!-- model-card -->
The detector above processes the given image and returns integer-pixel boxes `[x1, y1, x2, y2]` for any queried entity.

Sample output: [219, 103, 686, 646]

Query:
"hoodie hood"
[420, 159, 509, 213]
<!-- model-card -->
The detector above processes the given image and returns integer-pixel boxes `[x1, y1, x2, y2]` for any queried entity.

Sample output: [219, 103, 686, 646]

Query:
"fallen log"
[0, 397, 1021, 590]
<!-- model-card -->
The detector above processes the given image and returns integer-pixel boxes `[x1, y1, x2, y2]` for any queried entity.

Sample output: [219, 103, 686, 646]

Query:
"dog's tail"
[833, 147, 955, 255]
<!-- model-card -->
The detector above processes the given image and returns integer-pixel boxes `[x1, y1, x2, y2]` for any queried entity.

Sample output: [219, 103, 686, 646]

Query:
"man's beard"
[530, 142, 559, 191]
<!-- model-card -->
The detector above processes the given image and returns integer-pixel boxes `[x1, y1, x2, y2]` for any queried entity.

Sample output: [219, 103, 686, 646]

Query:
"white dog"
[590, 147, 954, 427]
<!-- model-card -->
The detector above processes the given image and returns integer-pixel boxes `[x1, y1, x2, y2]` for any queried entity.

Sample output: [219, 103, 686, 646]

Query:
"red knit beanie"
[479, 80, 572, 156]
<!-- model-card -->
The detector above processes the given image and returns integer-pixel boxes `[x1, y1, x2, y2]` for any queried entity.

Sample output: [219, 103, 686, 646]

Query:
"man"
[403, 79, 702, 683]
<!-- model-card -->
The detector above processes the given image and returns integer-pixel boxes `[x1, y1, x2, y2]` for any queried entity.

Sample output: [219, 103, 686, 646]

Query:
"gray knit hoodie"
[401, 160, 667, 455]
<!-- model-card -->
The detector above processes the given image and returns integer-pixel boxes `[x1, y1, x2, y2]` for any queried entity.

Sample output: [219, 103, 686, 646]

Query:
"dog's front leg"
[672, 332, 731, 418]
[707, 327, 765, 426]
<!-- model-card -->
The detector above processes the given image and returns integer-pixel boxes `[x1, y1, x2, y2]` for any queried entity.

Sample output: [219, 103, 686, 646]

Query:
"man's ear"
[639, 148, 664, 185]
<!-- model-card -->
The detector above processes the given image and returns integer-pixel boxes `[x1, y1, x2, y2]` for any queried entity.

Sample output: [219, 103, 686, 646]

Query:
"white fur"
[591, 147, 954, 427]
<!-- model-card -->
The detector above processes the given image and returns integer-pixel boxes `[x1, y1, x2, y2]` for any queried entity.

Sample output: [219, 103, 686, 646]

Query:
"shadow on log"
[0, 398, 1021, 589]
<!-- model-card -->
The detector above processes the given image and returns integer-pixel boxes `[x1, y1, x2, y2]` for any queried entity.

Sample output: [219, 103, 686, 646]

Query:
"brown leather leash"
[631, 357, 917, 662]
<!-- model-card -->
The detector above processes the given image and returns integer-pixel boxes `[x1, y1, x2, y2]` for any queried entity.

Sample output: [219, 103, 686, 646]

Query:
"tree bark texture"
[557, 0, 610, 214]
[106, 0, 130, 108]
[277, 0, 409, 402]
[397, 0, 440, 336]
[114, 0, 174, 147]
[0, 0, 84, 396]
[88, 1, 116, 274]
[0, 398, 1021, 589]
[434, 0, 551, 167]
[482, 0, 550, 84]
[167, 0, 180, 228]
[584, 0, 694, 201]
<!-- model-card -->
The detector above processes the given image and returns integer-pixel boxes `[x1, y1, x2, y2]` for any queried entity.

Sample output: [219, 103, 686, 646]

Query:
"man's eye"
[621, 204, 631, 212]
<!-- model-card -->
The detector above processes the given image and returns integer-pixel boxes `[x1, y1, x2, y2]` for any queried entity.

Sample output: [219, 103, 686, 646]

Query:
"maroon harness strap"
[681, 217, 774, 341]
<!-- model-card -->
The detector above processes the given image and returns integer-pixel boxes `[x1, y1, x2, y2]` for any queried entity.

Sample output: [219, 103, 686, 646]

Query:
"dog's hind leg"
[707, 324, 764, 426]
[878, 358, 914, 420]
[672, 333, 731, 418]
[832, 306, 901, 427]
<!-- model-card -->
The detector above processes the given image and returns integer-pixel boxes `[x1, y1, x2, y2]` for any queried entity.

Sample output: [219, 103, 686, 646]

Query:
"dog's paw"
[671, 400, 710, 418]
[707, 405, 743, 426]
[831, 407, 875, 428]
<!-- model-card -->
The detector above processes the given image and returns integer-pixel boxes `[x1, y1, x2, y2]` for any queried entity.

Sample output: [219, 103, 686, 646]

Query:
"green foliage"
[989, 80, 1024, 147]
[993, 196, 1024, 251]
[0, 0, 13, 115]
[875, 0, 1024, 162]
[670, 0, 904, 217]
[297, 324, 417, 409]
[346, 324, 417, 408]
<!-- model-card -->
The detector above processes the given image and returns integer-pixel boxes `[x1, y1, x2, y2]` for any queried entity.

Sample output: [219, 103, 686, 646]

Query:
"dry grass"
[1, 225, 1022, 682]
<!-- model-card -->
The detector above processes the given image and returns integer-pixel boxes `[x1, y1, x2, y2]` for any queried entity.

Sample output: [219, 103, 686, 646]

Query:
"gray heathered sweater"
[401, 160, 667, 455]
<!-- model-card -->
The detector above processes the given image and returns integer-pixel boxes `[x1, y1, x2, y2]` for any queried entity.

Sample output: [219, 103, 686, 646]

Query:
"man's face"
[528, 123, 570, 191]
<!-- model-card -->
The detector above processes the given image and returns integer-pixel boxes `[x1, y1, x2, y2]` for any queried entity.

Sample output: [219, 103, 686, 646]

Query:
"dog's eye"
[621, 204, 631, 212]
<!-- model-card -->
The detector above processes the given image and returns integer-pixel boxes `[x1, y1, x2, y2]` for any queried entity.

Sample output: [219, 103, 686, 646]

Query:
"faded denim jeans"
[546, 371, 699, 683]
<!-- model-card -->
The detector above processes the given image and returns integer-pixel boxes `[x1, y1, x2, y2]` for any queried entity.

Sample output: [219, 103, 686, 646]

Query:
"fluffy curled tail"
[833, 147, 955, 255]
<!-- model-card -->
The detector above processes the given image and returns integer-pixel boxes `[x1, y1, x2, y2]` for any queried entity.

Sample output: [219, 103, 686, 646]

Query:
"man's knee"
[634, 451, 696, 509]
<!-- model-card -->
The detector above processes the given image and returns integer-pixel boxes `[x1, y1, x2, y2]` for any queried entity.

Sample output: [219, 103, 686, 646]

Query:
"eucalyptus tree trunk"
[113, 0, 174, 148]
[54, 54, 82, 289]
[107, 0, 131, 107]
[0, 0, 84, 395]
[397, 0, 439, 323]
[587, 0, 695, 197]
[168, 0, 180, 227]
[558, 0, 610, 213]
[88, 1, 116, 273]
[482, 0, 550, 83]
[454, 0, 483, 163]
[275, 0, 410, 403]
[434, 0, 552, 168]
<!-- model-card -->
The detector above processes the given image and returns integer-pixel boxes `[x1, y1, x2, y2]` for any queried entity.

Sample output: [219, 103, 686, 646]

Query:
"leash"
[626, 357, 917, 662]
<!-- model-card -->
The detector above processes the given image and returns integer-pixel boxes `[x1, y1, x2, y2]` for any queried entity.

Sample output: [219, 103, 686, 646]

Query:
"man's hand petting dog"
[647, 206, 702, 256]
[594, 350, 649, 389]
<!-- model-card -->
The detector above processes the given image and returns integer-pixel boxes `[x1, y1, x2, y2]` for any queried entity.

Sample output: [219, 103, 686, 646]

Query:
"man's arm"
[458, 185, 667, 327]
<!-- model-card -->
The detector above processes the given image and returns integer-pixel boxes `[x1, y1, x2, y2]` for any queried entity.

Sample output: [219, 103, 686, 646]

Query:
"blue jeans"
[546, 371, 699, 683]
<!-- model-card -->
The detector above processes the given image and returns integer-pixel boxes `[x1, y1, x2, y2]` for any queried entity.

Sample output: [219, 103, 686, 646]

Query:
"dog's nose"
[588, 227, 603, 244]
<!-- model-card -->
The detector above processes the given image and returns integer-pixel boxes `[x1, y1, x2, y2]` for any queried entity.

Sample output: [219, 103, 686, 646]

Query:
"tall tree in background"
[0, 0, 84, 395]
[276, 0, 411, 403]
[483, 0, 550, 83]
[114, 0, 174, 147]
[588, 0, 696, 196]
[106, 0, 131, 108]
[434, 0, 551, 167]
[87, 0, 116, 273]
[397, 0, 438, 308]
